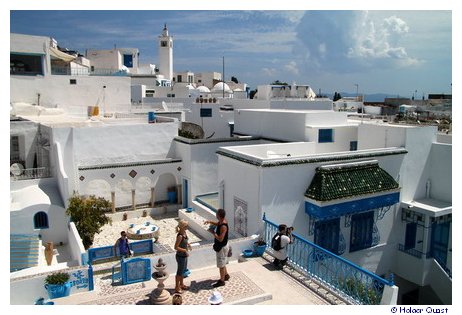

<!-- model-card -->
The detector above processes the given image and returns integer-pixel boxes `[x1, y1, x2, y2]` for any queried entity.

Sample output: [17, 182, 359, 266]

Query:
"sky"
[9, 9, 453, 98]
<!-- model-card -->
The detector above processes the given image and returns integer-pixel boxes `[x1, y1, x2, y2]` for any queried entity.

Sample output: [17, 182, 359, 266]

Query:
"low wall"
[67, 222, 86, 265]
[10, 265, 94, 305]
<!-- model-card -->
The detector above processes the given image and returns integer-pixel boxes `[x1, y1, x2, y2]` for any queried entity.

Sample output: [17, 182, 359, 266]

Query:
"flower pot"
[253, 243, 267, 256]
[45, 281, 71, 299]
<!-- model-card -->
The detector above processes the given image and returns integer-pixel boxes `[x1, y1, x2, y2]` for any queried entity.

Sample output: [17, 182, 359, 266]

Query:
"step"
[260, 252, 350, 305]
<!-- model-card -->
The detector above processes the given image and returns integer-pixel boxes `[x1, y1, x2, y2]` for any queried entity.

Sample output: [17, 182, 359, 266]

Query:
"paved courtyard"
[54, 257, 331, 305]
[92, 212, 203, 249]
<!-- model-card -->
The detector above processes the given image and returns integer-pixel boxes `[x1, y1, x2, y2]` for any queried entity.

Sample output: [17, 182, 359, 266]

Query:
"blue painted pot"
[45, 282, 71, 299]
[253, 244, 267, 256]
[243, 249, 254, 257]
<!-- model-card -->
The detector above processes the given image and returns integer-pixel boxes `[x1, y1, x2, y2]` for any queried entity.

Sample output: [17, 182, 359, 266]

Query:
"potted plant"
[167, 186, 177, 203]
[44, 272, 71, 299]
[253, 237, 267, 256]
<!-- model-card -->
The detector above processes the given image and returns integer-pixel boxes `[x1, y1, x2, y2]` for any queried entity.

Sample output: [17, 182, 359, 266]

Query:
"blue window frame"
[350, 211, 374, 252]
[350, 141, 358, 151]
[314, 218, 340, 254]
[33, 211, 49, 229]
[123, 54, 133, 68]
[200, 108, 212, 117]
[404, 222, 417, 250]
[318, 129, 333, 143]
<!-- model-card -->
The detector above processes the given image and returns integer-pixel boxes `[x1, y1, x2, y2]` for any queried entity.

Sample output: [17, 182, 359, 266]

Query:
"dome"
[212, 82, 232, 93]
[197, 86, 211, 93]
[186, 84, 196, 90]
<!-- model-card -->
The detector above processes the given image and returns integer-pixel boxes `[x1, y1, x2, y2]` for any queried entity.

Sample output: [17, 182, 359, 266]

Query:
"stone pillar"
[132, 189, 136, 211]
[177, 184, 182, 205]
[150, 187, 156, 208]
[111, 191, 116, 213]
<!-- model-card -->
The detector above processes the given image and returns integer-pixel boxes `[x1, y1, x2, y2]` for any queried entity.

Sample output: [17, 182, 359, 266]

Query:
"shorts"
[176, 254, 188, 276]
[216, 244, 229, 268]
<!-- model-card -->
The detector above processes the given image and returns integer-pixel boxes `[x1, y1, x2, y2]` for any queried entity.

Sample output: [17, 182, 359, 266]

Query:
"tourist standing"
[174, 220, 192, 293]
[272, 224, 293, 270]
[204, 208, 230, 288]
[114, 231, 131, 259]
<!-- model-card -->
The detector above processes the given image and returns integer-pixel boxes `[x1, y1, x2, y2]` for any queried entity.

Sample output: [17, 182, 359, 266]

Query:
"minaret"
[158, 24, 173, 82]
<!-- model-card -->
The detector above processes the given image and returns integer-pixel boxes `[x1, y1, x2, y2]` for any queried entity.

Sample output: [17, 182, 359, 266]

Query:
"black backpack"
[271, 233, 282, 251]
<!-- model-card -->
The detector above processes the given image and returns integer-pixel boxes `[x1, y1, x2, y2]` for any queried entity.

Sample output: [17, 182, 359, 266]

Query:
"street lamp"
[354, 84, 359, 101]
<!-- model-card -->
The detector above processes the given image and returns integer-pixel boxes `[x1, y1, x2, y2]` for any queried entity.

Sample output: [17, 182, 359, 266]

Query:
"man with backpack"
[271, 224, 292, 270]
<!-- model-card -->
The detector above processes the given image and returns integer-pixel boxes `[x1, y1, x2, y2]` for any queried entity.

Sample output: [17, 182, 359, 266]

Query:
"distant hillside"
[328, 92, 405, 102]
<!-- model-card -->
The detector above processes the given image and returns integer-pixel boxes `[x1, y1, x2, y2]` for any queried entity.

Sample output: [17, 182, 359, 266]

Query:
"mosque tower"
[158, 24, 173, 82]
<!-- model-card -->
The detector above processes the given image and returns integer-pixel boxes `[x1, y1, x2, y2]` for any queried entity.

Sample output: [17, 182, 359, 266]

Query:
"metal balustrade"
[263, 214, 394, 305]
[10, 167, 50, 180]
[397, 243, 427, 259]
[51, 67, 129, 76]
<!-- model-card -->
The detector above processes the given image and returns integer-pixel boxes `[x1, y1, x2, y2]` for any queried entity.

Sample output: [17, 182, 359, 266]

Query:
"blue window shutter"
[350, 211, 374, 252]
[404, 222, 417, 250]
[318, 129, 333, 143]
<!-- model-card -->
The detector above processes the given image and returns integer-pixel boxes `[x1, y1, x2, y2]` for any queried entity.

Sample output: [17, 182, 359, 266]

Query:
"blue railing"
[263, 214, 394, 305]
[87, 239, 154, 265]
[397, 244, 428, 259]
[398, 244, 452, 279]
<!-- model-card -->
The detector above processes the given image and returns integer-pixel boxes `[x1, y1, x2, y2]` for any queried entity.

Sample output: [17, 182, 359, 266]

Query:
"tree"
[231, 76, 239, 84]
[66, 193, 112, 249]
[333, 92, 342, 102]
[271, 80, 288, 86]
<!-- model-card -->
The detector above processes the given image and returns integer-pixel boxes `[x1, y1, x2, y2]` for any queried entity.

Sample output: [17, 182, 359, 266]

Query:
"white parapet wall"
[380, 284, 399, 305]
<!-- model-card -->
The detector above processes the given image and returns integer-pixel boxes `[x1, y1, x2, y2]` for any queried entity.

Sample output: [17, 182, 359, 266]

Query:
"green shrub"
[45, 272, 70, 285]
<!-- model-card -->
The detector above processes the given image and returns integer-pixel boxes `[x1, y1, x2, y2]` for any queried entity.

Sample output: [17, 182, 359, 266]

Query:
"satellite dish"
[180, 122, 204, 139]
[10, 163, 24, 176]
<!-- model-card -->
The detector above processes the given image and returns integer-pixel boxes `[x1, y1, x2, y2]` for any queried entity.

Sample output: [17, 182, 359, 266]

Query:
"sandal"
[181, 285, 190, 290]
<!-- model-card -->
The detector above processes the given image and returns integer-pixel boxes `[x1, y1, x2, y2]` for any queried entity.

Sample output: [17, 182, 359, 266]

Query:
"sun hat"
[208, 291, 223, 305]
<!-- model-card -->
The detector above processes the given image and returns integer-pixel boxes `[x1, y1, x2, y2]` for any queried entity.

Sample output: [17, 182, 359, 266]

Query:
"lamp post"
[354, 84, 359, 101]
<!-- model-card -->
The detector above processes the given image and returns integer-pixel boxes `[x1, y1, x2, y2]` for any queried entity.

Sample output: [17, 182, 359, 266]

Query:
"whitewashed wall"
[10, 75, 131, 111]
[174, 138, 264, 208]
[218, 155, 262, 236]
[429, 143, 451, 202]
[10, 120, 39, 168]
[10, 181, 69, 245]
[234, 109, 307, 141]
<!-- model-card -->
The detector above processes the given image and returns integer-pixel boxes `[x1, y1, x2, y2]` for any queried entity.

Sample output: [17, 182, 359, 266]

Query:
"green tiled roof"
[305, 161, 399, 202]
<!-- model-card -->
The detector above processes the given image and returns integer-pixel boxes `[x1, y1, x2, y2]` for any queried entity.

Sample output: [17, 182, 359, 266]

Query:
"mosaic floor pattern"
[81, 271, 265, 305]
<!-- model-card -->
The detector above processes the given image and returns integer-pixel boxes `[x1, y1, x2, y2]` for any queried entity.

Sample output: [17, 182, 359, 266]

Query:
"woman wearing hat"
[174, 220, 192, 293]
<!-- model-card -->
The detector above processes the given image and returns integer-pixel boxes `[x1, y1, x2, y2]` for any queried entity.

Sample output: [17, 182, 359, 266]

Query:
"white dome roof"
[186, 84, 196, 90]
[212, 82, 232, 93]
[197, 86, 210, 93]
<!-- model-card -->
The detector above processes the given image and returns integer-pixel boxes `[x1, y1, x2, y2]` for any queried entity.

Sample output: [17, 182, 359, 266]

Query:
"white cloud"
[262, 67, 278, 77]
[284, 61, 299, 75]
[295, 11, 421, 73]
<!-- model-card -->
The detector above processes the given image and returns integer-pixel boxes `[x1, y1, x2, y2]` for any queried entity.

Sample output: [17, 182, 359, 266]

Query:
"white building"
[9, 28, 451, 306]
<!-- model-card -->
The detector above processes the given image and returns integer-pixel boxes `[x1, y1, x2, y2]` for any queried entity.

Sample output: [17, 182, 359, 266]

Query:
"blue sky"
[10, 10, 452, 97]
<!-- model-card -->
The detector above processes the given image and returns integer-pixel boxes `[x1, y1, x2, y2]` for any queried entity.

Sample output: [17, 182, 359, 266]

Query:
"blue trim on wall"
[305, 192, 400, 220]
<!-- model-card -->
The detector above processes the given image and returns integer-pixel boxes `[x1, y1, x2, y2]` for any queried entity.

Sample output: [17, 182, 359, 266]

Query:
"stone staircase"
[10, 234, 40, 272]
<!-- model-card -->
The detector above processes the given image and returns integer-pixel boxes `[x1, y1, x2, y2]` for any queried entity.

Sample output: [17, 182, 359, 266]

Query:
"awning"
[49, 46, 75, 62]
[304, 160, 400, 219]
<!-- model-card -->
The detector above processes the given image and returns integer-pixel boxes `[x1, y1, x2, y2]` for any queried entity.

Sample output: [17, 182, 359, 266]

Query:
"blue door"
[431, 222, 450, 265]
[183, 179, 189, 208]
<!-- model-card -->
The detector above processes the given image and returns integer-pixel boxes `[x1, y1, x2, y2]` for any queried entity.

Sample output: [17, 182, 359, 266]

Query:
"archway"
[114, 179, 133, 208]
[84, 179, 111, 201]
[155, 173, 177, 204]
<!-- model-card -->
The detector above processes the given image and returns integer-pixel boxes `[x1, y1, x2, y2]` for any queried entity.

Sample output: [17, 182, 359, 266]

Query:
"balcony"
[10, 167, 50, 181]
